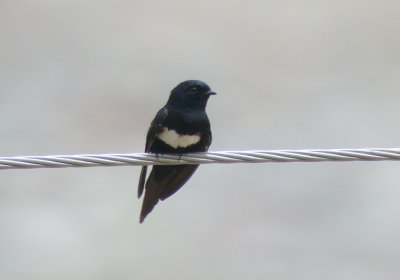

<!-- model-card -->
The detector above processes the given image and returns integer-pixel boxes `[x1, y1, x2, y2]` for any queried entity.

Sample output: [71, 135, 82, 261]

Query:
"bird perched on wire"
[138, 80, 216, 223]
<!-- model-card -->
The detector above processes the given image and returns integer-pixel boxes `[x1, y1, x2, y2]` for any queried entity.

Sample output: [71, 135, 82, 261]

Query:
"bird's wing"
[139, 164, 199, 223]
[159, 164, 199, 200]
[137, 107, 169, 198]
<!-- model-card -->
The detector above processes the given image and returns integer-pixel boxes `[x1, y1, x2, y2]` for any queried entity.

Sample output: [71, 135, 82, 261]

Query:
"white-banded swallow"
[138, 80, 216, 223]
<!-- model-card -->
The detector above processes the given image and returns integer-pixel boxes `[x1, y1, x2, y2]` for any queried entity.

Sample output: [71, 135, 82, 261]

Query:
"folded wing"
[139, 164, 199, 223]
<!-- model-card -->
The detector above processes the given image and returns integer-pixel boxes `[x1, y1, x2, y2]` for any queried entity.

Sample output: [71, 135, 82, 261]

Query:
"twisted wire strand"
[1, 148, 400, 170]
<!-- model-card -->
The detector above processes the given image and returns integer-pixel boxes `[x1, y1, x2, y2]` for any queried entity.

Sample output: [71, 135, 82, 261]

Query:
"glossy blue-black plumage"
[138, 80, 215, 223]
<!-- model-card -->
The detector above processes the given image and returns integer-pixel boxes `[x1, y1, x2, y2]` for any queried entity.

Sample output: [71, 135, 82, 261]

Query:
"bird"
[137, 80, 216, 223]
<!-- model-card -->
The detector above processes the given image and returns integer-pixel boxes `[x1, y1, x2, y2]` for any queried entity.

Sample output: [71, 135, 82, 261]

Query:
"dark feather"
[137, 80, 215, 223]
[137, 108, 168, 198]
[139, 164, 199, 223]
[145, 108, 168, 152]
[139, 170, 163, 223]
[137, 166, 147, 198]
[159, 165, 199, 200]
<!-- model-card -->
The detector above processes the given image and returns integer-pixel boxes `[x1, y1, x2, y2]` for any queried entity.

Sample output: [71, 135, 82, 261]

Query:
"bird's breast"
[157, 127, 201, 149]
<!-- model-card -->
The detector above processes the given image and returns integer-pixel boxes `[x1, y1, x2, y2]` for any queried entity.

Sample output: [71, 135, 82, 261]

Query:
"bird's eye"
[191, 87, 198, 93]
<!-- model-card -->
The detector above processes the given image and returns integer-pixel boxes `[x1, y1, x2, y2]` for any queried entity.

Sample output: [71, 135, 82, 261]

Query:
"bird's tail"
[137, 166, 147, 198]
[139, 170, 163, 223]
[140, 189, 161, 223]
[139, 165, 200, 223]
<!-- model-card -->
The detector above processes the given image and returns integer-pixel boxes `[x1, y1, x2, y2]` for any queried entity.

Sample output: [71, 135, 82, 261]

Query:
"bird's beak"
[208, 91, 217, 96]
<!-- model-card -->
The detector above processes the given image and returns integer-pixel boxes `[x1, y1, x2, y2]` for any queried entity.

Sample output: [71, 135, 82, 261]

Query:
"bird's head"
[167, 80, 216, 110]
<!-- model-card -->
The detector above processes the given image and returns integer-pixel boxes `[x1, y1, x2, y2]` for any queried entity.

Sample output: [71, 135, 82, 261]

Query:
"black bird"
[138, 80, 216, 223]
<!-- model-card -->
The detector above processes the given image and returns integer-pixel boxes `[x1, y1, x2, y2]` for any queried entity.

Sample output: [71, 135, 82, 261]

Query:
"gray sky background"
[1, 1, 400, 279]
